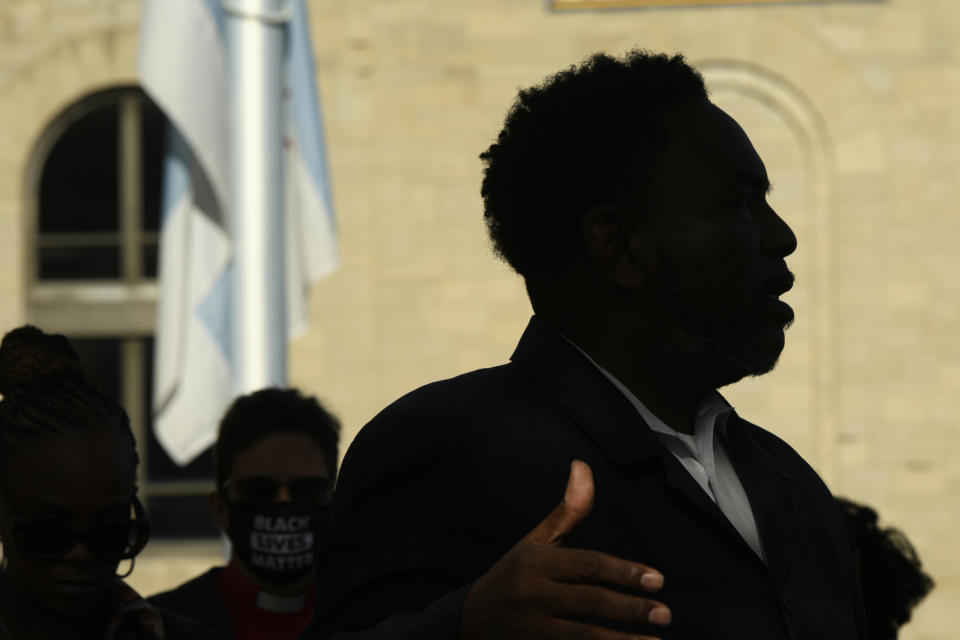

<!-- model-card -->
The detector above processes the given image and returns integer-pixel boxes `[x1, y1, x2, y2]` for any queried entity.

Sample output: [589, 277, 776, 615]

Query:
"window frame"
[23, 86, 216, 533]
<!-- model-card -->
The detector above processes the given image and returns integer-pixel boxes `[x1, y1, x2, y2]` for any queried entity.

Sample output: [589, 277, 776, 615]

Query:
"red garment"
[214, 561, 315, 640]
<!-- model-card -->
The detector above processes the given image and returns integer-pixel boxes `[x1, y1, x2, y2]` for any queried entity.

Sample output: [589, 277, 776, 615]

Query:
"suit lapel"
[510, 316, 661, 468]
[724, 415, 796, 591]
[510, 317, 751, 546]
[511, 317, 799, 589]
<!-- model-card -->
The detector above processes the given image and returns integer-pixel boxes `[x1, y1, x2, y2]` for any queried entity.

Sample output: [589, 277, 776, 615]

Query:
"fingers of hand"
[542, 617, 665, 640]
[534, 582, 670, 627]
[539, 547, 665, 594]
[563, 460, 595, 516]
[525, 460, 595, 546]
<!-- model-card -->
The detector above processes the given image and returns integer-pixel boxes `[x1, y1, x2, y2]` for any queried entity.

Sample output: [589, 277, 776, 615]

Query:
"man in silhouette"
[304, 51, 866, 639]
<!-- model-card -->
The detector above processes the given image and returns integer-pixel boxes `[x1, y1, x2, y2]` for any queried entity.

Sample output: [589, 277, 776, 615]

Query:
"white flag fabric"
[141, 0, 338, 465]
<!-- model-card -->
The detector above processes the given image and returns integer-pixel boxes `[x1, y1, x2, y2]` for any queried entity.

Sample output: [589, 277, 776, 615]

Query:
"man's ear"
[208, 490, 229, 532]
[581, 204, 651, 291]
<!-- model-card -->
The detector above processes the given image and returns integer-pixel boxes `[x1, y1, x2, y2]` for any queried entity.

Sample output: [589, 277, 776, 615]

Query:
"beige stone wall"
[1, 0, 958, 636]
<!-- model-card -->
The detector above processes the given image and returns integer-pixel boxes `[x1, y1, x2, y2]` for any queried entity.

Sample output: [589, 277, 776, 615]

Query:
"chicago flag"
[140, 0, 338, 465]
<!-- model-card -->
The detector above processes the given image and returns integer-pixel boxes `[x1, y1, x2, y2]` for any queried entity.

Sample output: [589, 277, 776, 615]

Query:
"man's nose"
[276, 484, 293, 502]
[762, 206, 798, 258]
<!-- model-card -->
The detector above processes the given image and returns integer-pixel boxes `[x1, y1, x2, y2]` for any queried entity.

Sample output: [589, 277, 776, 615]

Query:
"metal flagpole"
[223, 0, 291, 394]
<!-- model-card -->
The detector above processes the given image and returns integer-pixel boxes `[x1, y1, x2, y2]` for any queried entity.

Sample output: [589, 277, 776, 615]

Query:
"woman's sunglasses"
[11, 496, 151, 561]
[220, 475, 332, 505]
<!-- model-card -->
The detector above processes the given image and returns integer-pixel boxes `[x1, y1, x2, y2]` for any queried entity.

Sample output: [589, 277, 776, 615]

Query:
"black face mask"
[226, 501, 330, 583]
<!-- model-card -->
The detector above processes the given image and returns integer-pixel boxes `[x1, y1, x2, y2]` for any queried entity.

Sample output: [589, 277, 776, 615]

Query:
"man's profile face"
[644, 100, 797, 389]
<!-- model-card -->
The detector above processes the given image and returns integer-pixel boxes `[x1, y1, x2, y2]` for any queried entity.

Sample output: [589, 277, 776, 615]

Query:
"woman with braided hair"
[0, 325, 223, 640]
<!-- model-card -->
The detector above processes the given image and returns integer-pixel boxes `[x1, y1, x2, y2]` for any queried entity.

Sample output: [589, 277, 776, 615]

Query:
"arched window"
[26, 86, 217, 538]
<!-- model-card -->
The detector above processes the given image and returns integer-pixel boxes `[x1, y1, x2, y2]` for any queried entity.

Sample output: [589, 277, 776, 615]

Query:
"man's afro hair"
[480, 50, 707, 283]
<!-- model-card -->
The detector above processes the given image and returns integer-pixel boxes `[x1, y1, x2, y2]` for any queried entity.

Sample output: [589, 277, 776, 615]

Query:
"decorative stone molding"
[0, 25, 138, 329]
[700, 58, 839, 482]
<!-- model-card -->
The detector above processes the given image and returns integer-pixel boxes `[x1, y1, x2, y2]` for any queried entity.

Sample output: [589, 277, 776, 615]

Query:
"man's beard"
[653, 310, 788, 390]
[650, 271, 791, 390]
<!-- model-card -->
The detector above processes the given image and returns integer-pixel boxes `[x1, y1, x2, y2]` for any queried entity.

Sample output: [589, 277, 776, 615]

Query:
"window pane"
[69, 337, 123, 402]
[146, 495, 220, 537]
[142, 243, 159, 278]
[38, 245, 121, 280]
[35, 88, 168, 284]
[39, 102, 119, 234]
[141, 93, 166, 233]
[144, 422, 215, 482]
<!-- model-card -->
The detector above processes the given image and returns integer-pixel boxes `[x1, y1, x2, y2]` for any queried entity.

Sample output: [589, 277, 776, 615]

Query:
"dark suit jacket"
[304, 316, 866, 639]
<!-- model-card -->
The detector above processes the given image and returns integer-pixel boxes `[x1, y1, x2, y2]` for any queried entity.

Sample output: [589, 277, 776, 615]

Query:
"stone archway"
[0, 25, 140, 329]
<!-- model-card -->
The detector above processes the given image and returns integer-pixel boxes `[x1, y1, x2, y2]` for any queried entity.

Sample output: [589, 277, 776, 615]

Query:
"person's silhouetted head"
[482, 50, 797, 392]
[209, 387, 340, 595]
[0, 325, 148, 630]
[837, 497, 934, 640]
[213, 387, 340, 490]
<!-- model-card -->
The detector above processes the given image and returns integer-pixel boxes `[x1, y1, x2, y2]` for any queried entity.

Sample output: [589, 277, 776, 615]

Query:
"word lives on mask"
[228, 502, 330, 583]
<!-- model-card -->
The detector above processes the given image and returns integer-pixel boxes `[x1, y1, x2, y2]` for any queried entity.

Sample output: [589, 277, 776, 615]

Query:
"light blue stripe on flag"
[160, 128, 191, 225]
[197, 261, 235, 367]
[289, 0, 335, 221]
[201, 0, 227, 39]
